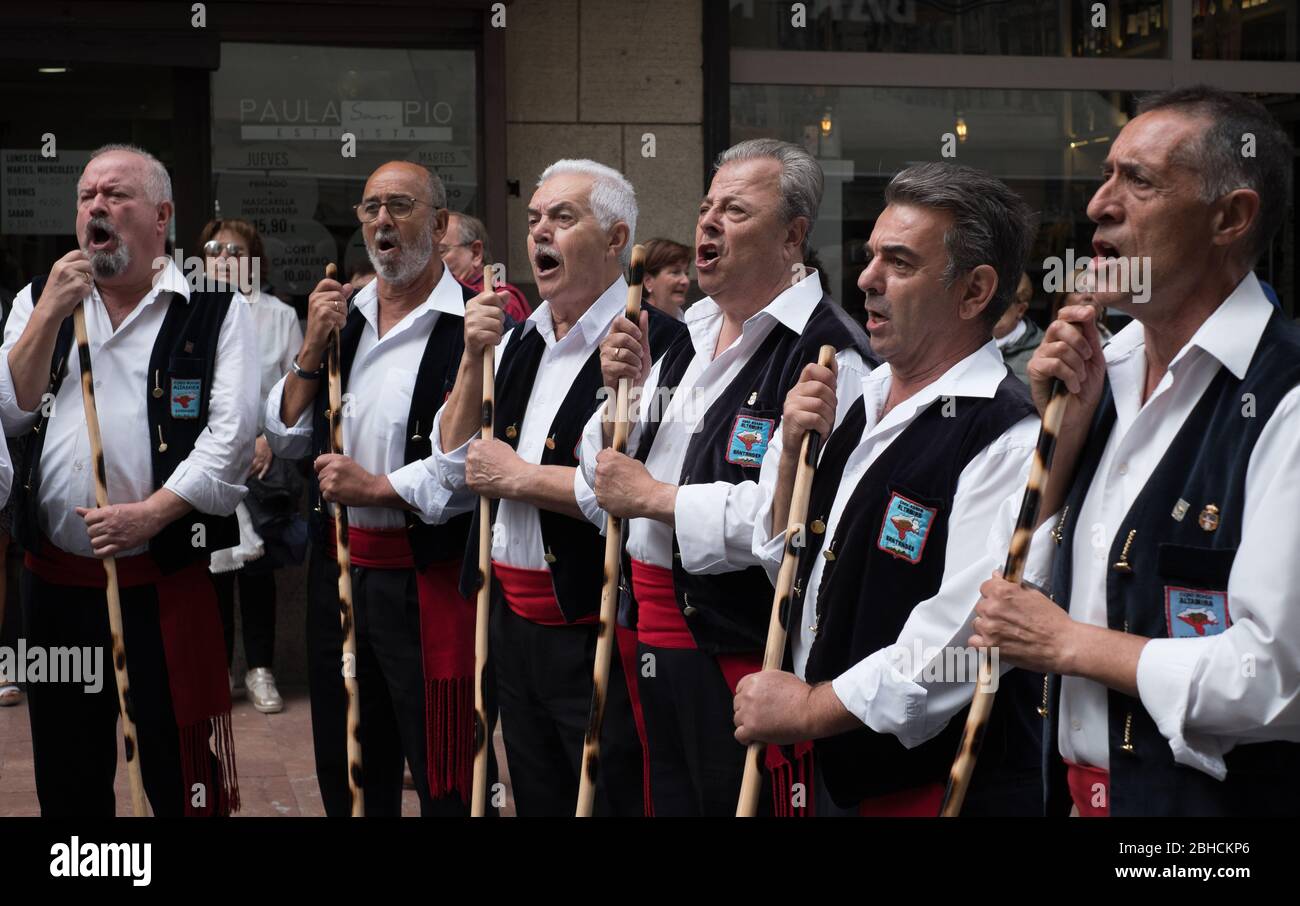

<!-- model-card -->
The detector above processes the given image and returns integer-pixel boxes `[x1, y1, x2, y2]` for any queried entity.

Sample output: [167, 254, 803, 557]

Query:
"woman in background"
[640, 238, 692, 321]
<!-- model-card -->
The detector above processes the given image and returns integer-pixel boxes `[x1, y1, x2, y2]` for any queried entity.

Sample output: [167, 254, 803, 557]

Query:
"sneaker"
[0, 683, 22, 707]
[244, 667, 283, 714]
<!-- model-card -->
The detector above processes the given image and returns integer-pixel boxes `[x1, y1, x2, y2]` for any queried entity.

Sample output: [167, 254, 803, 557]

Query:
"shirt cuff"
[673, 481, 734, 574]
[262, 379, 312, 458]
[388, 459, 460, 525]
[163, 461, 248, 517]
[573, 464, 607, 532]
[430, 409, 472, 492]
[1136, 636, 1229, 780]
[830, 649, 930, 749]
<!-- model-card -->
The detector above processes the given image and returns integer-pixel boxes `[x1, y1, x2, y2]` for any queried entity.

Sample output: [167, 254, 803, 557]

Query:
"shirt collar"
[1104, 271, 1273, 380]
[528, 276, 628, 348]
[862, 339, 1009, 423]
[687, 269, 824, 338]
[353, 264, 464, 328]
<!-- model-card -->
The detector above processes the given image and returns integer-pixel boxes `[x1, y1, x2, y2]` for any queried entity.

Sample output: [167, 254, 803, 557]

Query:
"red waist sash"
[325, 520, 474, 800]
[1065, 759, 1110, 817]
[492, 560, 596, 626]
[25, 541, 238, 816]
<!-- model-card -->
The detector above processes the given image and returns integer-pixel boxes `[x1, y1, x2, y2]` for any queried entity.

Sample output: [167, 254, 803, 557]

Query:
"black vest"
[456, 300, 687, 620]
[14, 275, 239, 571]
[1045, 309, 1300, 817]
[307, 282, 476, 571]
[798, 370, 1043, 806]
[630, 294, 876, 654]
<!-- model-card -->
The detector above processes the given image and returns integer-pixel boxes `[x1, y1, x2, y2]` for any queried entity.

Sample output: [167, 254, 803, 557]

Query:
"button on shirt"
[0, 260, 259, 557]
[430, 277, 624, 570]
[264, 266, 471, 530]
[754, 340, 1039, 748]
[576, 271, 868, 574]
[1006, 273, 1300, 779]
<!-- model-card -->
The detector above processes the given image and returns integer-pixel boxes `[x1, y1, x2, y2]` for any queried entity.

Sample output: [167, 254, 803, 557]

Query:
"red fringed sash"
[25, 543, 238, 816]
[324, 522, 475, 801]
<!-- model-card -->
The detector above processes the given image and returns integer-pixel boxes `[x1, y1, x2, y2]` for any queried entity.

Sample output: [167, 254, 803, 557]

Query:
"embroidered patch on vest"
[725, 414, 774, 467]
[877, 492, 936, 564]
[1164, 586, 1231, 638]
[170, 378, 201, 419]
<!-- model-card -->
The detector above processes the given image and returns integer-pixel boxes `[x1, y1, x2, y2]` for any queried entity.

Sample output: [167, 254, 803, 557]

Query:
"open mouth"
[864, 301, 890, 331]
[88, 224, 115, 250]
[696, 243, 720, 269]
[1092, 237, 1120, 262]
[376, 234, 400, 255]
[534, 250, 561, 277]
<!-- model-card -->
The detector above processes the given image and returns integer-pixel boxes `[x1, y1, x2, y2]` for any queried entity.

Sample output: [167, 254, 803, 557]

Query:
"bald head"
[363, 161, 445, 210]
[360, 162, 448, 287]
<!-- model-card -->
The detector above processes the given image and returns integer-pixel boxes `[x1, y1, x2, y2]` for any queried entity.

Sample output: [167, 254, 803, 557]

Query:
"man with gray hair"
[580, 138, 873, 815]
[0, 144, 258, 815]
[267, 160, 489, 816]
[733, 161, 1045, 816]
[440, 211, 531, 323]
[974, 85, 1300, 816]
[430, 158, 686, 815]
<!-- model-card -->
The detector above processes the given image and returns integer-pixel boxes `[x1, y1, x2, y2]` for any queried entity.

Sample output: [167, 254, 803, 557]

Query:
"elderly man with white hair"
[0, 144, 258, 816]
[579, 139, 874, 816]
[431, 159, 687, 815]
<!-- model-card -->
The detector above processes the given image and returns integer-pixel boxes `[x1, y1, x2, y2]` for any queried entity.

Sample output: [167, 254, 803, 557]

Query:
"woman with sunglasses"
[199, 217, 304, 713]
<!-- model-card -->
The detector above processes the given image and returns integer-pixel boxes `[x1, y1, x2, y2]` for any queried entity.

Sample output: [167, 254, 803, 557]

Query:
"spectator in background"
[200, 217, 304, 713]
[994, 273, 1044, 382]
[441, 211, 530, 323]
[349, 258, 376, 292]
[641, 238, 692, 320]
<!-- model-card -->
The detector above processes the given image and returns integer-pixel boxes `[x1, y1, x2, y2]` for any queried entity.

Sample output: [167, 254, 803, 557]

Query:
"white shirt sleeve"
[262, 374, 313, 460]
[0, 284, 44, 436]
[387, 457, 476, 526]
[161, 293, 259, 516]
[428, 328, 512, 493]
[830, 414, 1040, 747]
[1135, 385, 1300, 779]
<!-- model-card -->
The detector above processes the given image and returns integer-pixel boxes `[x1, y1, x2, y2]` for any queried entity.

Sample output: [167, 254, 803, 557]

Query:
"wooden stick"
[72, 304, 148, 818]
[939, 379, 1069, 817]
[576, 245, 647, 818]
[470, 265, 497, 817]
[736, 344, 837, 817]
[324, 262, 364, 817]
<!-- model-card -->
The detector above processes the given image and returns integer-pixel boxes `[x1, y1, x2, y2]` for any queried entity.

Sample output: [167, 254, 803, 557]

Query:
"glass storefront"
[1194, 0, 1300, 60]
[210, 43, 479, 308]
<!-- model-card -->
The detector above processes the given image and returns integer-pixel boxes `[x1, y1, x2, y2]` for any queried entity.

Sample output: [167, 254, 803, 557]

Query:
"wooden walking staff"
[71, 304, 149, 817]
[939, 379, 1069, 817]
[470, 264, 497, 817]
[575, 244, 647, 818]
[324, 262, 364, 817]
[736, 344, 837, 818]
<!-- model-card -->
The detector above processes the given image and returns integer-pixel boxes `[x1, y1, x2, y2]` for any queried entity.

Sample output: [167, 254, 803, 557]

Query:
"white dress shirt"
[0, 259, 258, 557]
[429, 277, 625, 570]
[264, 265, 472, 530]
[247, 290, 304, 434]
[1008, 273, 1300, 779]
[753, 340, 1039, 748]
[576, 271, 869, 575]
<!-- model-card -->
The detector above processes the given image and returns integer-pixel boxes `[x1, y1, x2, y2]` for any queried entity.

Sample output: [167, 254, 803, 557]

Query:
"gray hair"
[884, 162, 1037, 329]
[714, 139, 824, 254]
[1137, 85, 1293, 265]
[451, 212, 492, 261]
[86, 144, 172, 206]
[420, 166, 448, 210]
[537, 159, 637, 267]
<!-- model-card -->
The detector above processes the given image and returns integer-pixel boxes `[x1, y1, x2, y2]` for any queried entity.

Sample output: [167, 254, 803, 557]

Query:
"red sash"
[324, 521, 474, 800]
[1065, 759, 1110, 817]
[856, 782, 946, 817]
[631, 559, 813, 817]
[25, 542, 238, 816]
[493, 560, 596, 626]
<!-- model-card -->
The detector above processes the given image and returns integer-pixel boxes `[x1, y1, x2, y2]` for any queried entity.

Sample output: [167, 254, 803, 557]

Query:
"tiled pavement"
[0, 687, 514, 817]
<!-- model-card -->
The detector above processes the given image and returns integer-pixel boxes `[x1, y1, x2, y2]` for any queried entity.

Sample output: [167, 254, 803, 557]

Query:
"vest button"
[683, 604, 697, 617]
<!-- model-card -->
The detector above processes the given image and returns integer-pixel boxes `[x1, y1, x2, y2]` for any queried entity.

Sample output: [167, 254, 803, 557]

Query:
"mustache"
[84, 216, 120, 246]
[533, 243, 563, 265]
[372, 226, 402, 250]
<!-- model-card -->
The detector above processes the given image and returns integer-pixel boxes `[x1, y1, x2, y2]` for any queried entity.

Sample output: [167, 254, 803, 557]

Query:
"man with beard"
[974, 85, 1300, 817]
[266, 161, 492, 816]
[581, 139, 874, 816]
[732, 162, 1044, 816]
[430, 159, 686, 816]
[0, 144, 257, 816]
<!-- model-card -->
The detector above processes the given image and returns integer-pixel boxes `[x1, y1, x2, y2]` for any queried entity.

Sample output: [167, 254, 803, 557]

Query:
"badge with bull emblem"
[877, 491, 937, 564]
[725, 414, 774, 467]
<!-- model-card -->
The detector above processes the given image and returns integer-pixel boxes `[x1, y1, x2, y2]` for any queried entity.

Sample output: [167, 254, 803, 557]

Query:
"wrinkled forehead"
[868, 202, 952, 258]
[529, 172, 597, 214]
[363, 163, 431, 202]
[78, 151, 149, 195]
[706, 157, 782, 205]
[1108, 108, 1206, 177]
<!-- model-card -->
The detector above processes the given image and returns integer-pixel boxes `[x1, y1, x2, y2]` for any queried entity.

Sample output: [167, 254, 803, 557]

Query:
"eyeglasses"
[354, 195, 433, 223]
[438, 242, 471, 256]
[204, 240, 247, 258]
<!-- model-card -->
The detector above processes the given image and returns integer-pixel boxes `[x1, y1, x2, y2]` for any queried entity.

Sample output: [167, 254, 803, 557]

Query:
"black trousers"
[307, 547, 494, 817]
[213, 569, 276, 669]
[492, 602, 644, 816]
[637, 643, 771, 817]
[21, 567, 222, 817]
